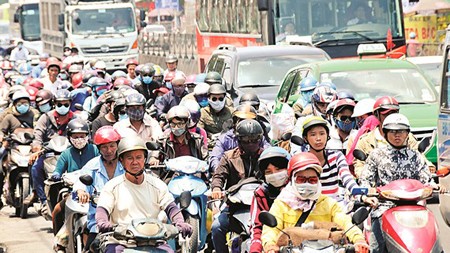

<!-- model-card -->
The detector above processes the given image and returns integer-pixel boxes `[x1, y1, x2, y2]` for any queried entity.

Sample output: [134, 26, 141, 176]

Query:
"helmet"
[166, 105, 190, 122]
[36, 89, 54, 105]
[409, 32, 416, 39]
[311, 85, 337, 104]
[1, 60, 13, 70]
[337, 90, 355, 101]
[90, 77, 108, 87]
[105, 90, 123, 103]
[239, 93, 260, 108]
[29, 79, 44, 89]
[299, 77, 318, 92]
[258, 147, 291, 174]
[302, 116, 329, 137]
[352, 98, 375, 117]
[117, 136, 147, 157]
[12, 90, 30, 103]
[165, 55, 178, 63]
[8, 85, 26, 98]
[67, 118, 90, 136]
[373, 96, 399, 115]
[135, 64, 143, 76]
[71, 55, 84, 65]
[68, 64, 82, 74]
[185, 74, 197, 84]
[94, 60, 106, 70]
[18, 62, 32, 75]
[319, 81, 337, 90]
[126, 59, 139, 68]
[195, 73, 207, 83]
[46, 57, 62, 70]
[54, 89, 72, 102]
[382, 113, 410, 131]
[83, 71, 97, 84]
[111, 70, 127, 81]
[287, 152, 323, 178]
[113, 77, 132, 87]
[140, 65, 155, 77]
[208, 84, 226, 95]
[164, 71, 176, 82]
[153, 65, 164, 77]
[194, 83, 209, 95]
[25, 86, 39, 101]
[71, 73, 83, 89]
[235, 119, 263, 138]
[179, 100, 200, 128]
[22, 77, 33, 87]
[126, 93, 146, 106]
[232, 104, 257, 121]
[333, 98, 356, 116]
[204, 71, 222, 85]
[93, 126, 121, 145]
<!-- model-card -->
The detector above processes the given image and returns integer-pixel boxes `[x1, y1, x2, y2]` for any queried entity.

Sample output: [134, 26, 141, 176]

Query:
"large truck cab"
[11, 0, 43, 54]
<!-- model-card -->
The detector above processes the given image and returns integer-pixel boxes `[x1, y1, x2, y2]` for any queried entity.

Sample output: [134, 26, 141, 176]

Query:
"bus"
[195, 0, 406, 71]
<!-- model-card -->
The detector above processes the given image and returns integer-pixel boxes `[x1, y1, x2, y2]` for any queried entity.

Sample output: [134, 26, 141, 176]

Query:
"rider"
[359, 113, 445, 253]
[327, 98, 357, 154]
[163, 55, 181, 80]
[155, 72, 188, 119]
[95, 136, 193, 253]
[135, 64, 160, 101]
[179, 99, 208, 146]
[292, 76, 318, 117]
[261, 152, 369, 253]
[91, 90, 123, 134]
[0, 90, 40, 135]
[211, 119, 264, 253]
[249, 147, 291, 253]
[40, 58, 63, 95]
[73, 126, 124, 252]
[125, 59, 139, 85]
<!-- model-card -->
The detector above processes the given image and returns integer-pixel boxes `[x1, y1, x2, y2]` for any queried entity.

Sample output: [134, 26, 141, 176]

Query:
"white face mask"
[265, 170, 288, 188]
[208, 99, 225, 111]
[295, 182, 321, 200]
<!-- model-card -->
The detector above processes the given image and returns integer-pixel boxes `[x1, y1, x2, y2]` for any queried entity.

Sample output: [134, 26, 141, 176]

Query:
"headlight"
[393, 210, 428, 228]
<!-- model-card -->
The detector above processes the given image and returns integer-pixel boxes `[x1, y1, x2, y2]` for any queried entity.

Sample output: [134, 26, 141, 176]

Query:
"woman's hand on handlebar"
[77, 189, 90, 204]
[354, 240, 370, 253]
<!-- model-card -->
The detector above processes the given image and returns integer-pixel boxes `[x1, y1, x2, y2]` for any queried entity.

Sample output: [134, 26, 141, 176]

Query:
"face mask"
[208, 99, 225, 111]
[173, 86, 186, 97]
[165, 82, 172, 90]
[56, 105, 70, 115]
[39, 61, 47, 69]
[301, 90, 313, 107]
[18, 45, 23, 49]
[118, 113, 129, 121]
[142, 76, 152, 84]
[127, 108, 145, 121]
[70, 136, 89, 150]
[39, 103, 52, 113]
[198, 98, 209, 108]
[265, 170, 288, 188]
[16, 104, 30, 114]
[64, 51, 71, 57]
[336, 119, 356, 133]
[295, 182, 321, 200]
[171, 127, 186, 137]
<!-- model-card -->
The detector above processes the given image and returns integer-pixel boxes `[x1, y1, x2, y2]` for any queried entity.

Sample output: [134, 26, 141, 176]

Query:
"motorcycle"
[2, 129, 34, 218]
[258, 207, 370, 253]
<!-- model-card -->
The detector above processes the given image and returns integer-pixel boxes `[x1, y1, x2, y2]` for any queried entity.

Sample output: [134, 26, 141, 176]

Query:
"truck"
[10, 0, 43, 55]
[40, 0, 145, 71]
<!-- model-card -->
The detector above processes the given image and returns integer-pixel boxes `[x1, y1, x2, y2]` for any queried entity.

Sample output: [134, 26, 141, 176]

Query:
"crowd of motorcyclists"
[0, 46, 447, 253]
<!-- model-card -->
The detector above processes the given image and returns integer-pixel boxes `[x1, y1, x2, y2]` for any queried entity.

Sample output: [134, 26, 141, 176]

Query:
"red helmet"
[164, 72, 176, 82]
[93, 126, 121, 145]
[373, 96, 399, 115]
[1, 61, 13, 70]
[185, 74, 197, 85]
[22, 77, 33, 87]
[35, 89, 54, 106]
[333, 98, 356, 115]
[46, 57, 62, 70]
[287, 152, 323, 178]
[71, 73, 83, 89]
[29, 79, 44, 89]
[113, 77, 132, 87]
[126, 59, 138, 68]
[26, 86, 39, 101]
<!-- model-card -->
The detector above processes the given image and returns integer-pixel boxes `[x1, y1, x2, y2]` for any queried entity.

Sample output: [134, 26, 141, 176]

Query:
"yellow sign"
[404, 15, 438, 43]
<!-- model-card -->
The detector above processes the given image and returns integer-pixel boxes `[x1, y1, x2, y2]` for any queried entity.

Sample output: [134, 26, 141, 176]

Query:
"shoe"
[23, 191, 37, 205]
[37, 201, 47, 216]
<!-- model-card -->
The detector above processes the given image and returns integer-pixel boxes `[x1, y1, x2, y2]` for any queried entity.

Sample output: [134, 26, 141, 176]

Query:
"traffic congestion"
[1, 0, 450, 253]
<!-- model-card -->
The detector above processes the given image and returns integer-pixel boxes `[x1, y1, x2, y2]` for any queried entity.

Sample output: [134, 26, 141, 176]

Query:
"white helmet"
[352, 98, 376, 118]
[382, 113, 410, 131]
[94, 60, 106, 70]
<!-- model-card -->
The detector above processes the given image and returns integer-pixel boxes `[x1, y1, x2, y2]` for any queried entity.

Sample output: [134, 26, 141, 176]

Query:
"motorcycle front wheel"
[182, 213, 199, 253]
[17, 176, 30, 218]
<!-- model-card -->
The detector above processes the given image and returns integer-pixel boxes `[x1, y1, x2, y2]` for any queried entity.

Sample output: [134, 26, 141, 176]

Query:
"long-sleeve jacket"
[32, 110, 74, 148]
[135, 80, 160, 101]
[0, 106, 40, 135]
[198, 106, 233, 136]
[261, 195, 364, 249]
[156, 131, 208, 161]
[52, 144, 99, 176]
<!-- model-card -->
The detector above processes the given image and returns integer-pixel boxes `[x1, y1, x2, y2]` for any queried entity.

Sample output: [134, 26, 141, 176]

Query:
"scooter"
[2, 129, 34, 218]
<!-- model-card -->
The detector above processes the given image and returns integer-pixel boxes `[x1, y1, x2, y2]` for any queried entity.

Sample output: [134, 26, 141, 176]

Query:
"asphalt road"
[0, 203, 449, 253]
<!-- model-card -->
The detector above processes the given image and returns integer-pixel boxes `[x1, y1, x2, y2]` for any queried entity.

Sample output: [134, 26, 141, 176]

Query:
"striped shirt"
[320, 150, 359, 198]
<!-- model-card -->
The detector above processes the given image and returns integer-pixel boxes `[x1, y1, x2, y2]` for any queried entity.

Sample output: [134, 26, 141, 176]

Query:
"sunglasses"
[339, 116, 355, 122]
[387, 129, 408, 134]
[57, 103, 70, 108]
[294, 175, 319, 184]
[169, 122, 187, 128]
[210, 97, 225, 102]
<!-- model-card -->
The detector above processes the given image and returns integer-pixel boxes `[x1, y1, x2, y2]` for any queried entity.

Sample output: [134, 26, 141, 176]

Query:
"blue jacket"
[209, 129, 271, 172]
[72, 156, 124, 232]
[52, 144, 99, 176]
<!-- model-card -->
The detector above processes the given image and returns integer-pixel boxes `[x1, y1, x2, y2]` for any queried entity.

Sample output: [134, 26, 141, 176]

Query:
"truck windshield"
[72, 7, 135, 35]
[20, 4, 41, 41]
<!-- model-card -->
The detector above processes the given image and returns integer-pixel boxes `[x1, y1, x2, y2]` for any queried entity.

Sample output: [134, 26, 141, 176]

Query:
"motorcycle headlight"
[393, 210, 428, 228]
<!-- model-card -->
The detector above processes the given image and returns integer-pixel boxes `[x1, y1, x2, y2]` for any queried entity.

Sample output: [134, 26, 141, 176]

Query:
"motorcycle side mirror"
[74, 103, 84, 111]
[280, 132, 292, 142]
[179, 191, 192, 209]
[418, 136, 431, 153]
[437, 167, 450, 177]
[351, 207, 370, 225]
[24, 132, 34, 140]
[290, 135, 304, 146]
[146, 141, 160, 151]
[79, 174, 94, 186]
[353, 149, 367, 162]
[259, 211, 278, 228]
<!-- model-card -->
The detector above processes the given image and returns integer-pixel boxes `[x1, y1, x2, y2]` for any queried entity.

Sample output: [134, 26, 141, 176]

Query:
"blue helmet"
[319, 81, 337, 91]
[299, 77, 318, 92]
[258, 146, 291, 175]
[337, 90, 355, 101]
[17, 62, 32, 75]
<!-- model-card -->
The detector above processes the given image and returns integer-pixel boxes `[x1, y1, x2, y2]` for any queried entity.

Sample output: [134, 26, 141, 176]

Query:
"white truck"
[40, 0, 144, 70]
[10, 0, 43, 55]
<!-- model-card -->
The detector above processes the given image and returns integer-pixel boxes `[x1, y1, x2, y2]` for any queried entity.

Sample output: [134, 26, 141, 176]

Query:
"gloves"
[354, 240, 370, 253]
[50, 174, 62, 181]
[176, 222, 193, 238]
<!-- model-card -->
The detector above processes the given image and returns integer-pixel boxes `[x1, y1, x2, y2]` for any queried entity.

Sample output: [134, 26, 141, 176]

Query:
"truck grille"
[410, 127, 436, 141]
[81, 45, 128, 54]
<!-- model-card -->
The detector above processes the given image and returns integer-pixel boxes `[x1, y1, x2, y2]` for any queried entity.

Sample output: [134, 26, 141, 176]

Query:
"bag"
[270, 103, 295, 141]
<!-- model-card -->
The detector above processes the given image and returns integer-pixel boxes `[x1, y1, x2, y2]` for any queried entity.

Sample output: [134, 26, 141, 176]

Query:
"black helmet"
[208, 84, 226, 95]
[126, 93, 146, 106]
[54, 89, 72, 102]
[232, 104, 257, 123]
[67, 118, 90, 136]
[205, 71, 222, 85]
[236, 119, 263, 138]
[117, 136, 147, 157]
[140, 65, 155, 77]
[239, 93, 260, 108]
[165, 55, 178, 63]
[36, 89, 54, 106]
[105, 90, 123, 103]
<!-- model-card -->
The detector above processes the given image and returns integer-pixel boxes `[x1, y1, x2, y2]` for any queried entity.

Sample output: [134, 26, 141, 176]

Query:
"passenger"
[198, 84, 233, 137]
[155, 72, 188, 119]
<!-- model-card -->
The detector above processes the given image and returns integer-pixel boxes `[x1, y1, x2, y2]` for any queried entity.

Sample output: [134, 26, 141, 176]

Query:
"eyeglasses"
[210, 96, 225, 102]
[57, 103, 70, 108]
[387, 129, 408, 135]
[294, 175, 319, 184]
[338, 116, 355, 122]
[169, 122, 187, 128]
